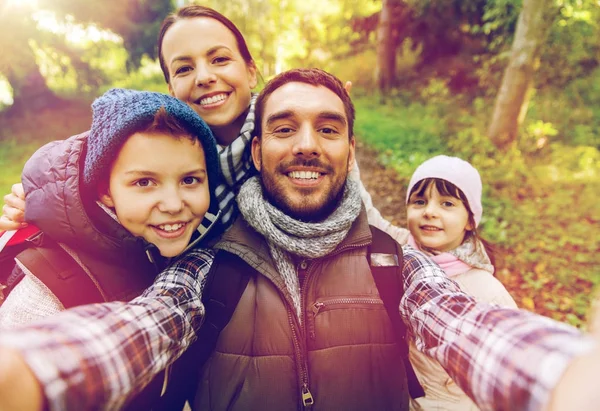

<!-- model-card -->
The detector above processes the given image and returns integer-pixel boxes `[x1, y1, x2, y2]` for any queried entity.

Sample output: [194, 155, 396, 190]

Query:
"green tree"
[0, 0, 173, 112]
[487, 0, 558, 150]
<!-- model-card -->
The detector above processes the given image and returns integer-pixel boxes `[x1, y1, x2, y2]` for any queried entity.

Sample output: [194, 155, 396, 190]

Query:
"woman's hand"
[0, 183, 26, 231]
[0, 348, 44, 410]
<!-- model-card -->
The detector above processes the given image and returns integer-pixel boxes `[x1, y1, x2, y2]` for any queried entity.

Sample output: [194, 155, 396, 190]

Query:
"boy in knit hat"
[0, 88, 221, 328]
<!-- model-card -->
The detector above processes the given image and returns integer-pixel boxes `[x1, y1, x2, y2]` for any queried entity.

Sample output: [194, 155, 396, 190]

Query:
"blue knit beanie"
[84, 88, 221, 218]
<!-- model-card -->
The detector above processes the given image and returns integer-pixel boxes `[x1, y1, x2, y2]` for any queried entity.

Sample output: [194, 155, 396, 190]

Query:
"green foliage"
[354, 83, 599, 326]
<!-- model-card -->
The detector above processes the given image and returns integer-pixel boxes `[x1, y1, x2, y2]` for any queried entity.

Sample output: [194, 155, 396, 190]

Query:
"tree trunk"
[375, 0, 397, 94]
[487, 0, 557, 150]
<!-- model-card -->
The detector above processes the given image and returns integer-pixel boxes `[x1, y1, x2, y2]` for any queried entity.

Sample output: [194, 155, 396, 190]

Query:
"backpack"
[0, 227, 170, 410]
[0, 226, 104, 306]
[149, 225, 424, 411]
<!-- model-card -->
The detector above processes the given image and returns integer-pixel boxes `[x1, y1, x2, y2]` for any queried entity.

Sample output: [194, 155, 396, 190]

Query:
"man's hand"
[0, 348, 44, 411]
[547, 298, 600, 411]
[0, 183, 26, 231]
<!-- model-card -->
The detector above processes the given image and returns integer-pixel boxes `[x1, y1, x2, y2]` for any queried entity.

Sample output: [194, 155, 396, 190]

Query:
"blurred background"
[0, 0, 598, 326]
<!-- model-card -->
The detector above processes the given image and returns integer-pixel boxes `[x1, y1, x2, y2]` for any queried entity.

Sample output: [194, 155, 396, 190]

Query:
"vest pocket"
[309, 297, 385, 340]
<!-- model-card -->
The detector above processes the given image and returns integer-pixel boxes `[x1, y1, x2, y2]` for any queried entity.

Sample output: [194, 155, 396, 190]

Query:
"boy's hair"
[158, 5, 256, 84]
[408, 178, 495, 266]
[144, 107, 197, 143]
[254, 68, 354, 139]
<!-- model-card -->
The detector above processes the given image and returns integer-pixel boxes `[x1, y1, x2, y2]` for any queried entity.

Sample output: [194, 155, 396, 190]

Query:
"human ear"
[347, 137, 356, 172]
[247, 63, 258, 89]
[251, 136, 262, 171]
[98, 186, 115, 209]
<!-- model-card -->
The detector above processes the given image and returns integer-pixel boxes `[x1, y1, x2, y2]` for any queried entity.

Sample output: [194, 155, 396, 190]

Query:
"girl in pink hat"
[402, 155, 517, 410]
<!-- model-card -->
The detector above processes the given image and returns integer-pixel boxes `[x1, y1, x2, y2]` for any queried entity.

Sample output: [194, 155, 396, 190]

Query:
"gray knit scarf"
[237, 176, 362, 322]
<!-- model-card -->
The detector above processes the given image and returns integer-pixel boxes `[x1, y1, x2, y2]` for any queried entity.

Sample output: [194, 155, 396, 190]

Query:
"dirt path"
[355, 141, 408, 229]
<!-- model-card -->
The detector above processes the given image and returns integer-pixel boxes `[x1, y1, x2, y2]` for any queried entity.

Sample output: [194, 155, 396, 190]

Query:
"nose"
[292, 126, 320, 158]
[157, 187, 184, 214]
[423, 201, 438, 218]
[195, 63, 217, 87]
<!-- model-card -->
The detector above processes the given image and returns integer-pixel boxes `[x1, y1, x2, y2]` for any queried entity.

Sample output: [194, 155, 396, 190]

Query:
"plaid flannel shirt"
[0, 246, 592, 411]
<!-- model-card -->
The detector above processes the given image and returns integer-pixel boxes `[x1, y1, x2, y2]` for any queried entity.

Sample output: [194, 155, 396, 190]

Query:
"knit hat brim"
[406, 155, 483, 226]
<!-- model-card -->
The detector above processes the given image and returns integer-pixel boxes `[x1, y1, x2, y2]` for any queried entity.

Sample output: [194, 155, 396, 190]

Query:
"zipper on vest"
[301, 383, 314, 406]
[287, 308, 313, 408]
[310, 298, 384, 339]
[160, 364, 171, 397]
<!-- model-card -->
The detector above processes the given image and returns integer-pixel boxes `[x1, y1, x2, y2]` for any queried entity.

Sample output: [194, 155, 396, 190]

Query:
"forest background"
[0, 0, 598, 327]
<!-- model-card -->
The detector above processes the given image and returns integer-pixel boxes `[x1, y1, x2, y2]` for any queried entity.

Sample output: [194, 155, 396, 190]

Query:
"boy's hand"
[0, 348, 44, 410]
[547, 297, 600, 411]
[0, 183, 26, 231]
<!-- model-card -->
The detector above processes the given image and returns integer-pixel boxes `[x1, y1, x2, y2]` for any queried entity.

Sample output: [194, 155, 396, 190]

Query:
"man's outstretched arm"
[0, 248, 213, 411]
[400, 245, 596, 411]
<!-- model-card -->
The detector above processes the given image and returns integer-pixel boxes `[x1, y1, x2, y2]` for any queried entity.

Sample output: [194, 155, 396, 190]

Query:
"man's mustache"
[275, 158, 334, 174]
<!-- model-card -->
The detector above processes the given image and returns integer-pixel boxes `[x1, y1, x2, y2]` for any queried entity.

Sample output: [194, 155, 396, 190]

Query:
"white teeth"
[199, 93, 227, 105]
[158, 223, 185, 232]
[288, 171, 320, 180]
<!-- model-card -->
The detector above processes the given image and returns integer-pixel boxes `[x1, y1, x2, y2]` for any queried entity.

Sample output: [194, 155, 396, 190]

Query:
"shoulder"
[0, 273, 64, 329]
[453, 269, 518, 308]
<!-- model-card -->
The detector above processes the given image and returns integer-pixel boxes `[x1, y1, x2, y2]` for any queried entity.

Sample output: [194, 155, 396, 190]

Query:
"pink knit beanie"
[405, 155, 483, 226]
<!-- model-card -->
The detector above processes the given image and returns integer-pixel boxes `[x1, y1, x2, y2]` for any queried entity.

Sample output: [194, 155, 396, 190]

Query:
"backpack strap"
[14, 231, 105, 309]
[368, 225, 425, 399]
[147, 250, 254, 411]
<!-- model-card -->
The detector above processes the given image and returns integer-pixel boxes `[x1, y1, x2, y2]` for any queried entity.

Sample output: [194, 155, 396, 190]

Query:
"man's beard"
[260, 158, 348, 222]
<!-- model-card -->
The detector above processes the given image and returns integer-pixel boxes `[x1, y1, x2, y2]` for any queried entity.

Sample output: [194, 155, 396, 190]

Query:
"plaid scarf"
[237, 176, 362, 322]
[215, 94, 258, 230]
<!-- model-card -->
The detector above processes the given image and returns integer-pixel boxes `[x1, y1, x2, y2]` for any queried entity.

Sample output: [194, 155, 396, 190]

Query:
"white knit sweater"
[0, 260, 64, 329]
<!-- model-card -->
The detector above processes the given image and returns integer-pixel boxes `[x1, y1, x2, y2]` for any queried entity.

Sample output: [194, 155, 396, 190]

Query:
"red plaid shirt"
[0, 246, 592, 411]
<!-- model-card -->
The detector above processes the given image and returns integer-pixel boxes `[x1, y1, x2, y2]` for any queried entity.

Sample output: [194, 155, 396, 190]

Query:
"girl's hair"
[409, 178, 496, 266]
[157, 5, 256, 83]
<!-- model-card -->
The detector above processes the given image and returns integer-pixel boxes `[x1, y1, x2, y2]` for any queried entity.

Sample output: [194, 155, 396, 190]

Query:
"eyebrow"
[265, 110, 347, 128]
[123, 168, 207, 177]
[170, 46, 232, 65]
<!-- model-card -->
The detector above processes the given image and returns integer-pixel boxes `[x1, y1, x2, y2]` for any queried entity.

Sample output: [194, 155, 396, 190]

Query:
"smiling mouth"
[151, 222, 189, 239]
[197, 93, 228, 106]
[421, 226, 442, 231]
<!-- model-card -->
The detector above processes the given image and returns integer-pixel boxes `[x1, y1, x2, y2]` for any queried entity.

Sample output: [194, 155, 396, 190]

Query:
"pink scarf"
[407, 234, 472, 278]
